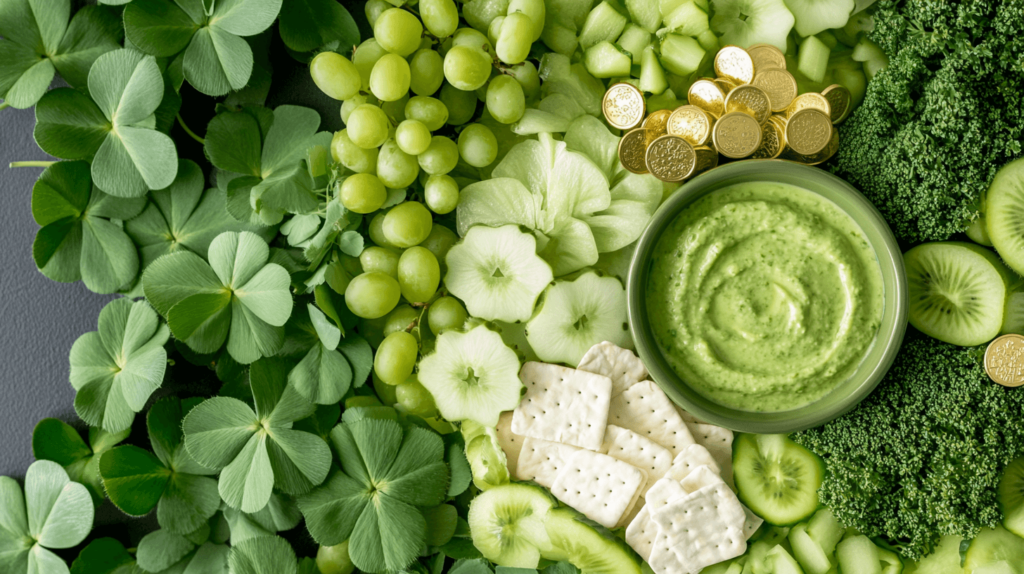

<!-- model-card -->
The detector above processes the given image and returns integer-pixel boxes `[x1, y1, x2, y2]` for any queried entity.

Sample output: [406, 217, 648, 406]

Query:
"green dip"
[647, 182, 884, 411]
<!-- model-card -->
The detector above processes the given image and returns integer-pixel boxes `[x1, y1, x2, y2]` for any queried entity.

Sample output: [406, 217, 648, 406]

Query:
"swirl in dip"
[646, 182, 884, 411]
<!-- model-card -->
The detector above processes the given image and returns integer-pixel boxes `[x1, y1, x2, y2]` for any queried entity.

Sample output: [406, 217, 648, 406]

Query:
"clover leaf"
[33, 49, 179, 198]
[182, 358, 331, 513]
[0, 0, 121, 109]
[278, 0, 360, 54]
[69, 298, 170, 434]
[142, 230, 293, 364]
[31, 418, 129, 504]
[222, 493, 301, 544]
[283, 303, 372, 405]
[297, 418, 450, 574]
[99, 398, 220, 534]
[124, 0, 283, 97]
[136, 527, 229, 574]
[30, 161, 147, 294]
[70, 538, 139, 574]
[228, 536, 296, 574]
[0, 460, 94, 574]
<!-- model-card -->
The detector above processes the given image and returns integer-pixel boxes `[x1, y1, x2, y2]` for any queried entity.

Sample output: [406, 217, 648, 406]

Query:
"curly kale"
[792, 333, 1024, 560]
[833, 0, 1024, 243]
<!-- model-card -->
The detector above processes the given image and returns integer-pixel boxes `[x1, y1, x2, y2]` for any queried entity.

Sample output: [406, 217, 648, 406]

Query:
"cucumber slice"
[579, 1, 628, 50]
[542, 507, 642, 574]
[974, 563, 1016, 574]
[585, 41, 633, 78]
[903, 535, 964, 574]
[965, 527, 1024, 574]
[986, 157, 1024, 277]
[878, 548, 904, 574]
[468, 483, 556, 567]
[837, 536, 881, 574]
[806, 509, 844, 556]
[640, 46, 668, 94]
[790, 524, 833, 574]
[1000, 460, 1024, 539]
[798, 35, 830, 83]
[734, 434, 824, 526]
[768, 545, 806, 574]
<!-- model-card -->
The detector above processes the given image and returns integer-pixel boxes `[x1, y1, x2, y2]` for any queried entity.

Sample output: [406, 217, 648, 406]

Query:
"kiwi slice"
[468, 483, 555, 568]
[999, 458, 1024, 538]
[904, 242, 1008, 346]
[733, 434, 824, 526]
[1003, 280, 1024, 335]
[987, 158, 1024, 277]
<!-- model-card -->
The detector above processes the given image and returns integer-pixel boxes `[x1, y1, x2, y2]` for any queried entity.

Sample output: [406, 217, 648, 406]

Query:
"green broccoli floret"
[833, 0, 1024, 243]
[792, 333, 1024, 560]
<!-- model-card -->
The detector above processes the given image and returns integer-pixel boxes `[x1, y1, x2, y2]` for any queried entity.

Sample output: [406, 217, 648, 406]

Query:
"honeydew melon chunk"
[878, 548, 904, 574]
[579, 1, 629, 50]
[660, 34, 706, 76]
[585, 41, 633, 78]
[663, 0, 710, 36]
[626, 0, 662, 33]
[837, 536, 881, 574]
[541, 21, 579, 55]
[798, 35, 831, 82]
[640, 46, 668, 94]
[903, 536, 964, 574]
[769, 545, 807, 574]
[790, 524, 832, 574]
[965, 527, 1024, 574]
[806, 509, 845, 556]
[618, 24, 653, 65]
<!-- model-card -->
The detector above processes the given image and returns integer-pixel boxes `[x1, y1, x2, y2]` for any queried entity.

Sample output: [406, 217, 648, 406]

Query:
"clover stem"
[0, 102, 9, 111]
[177, 113, 206, 145]
[9, 161, 55, 168]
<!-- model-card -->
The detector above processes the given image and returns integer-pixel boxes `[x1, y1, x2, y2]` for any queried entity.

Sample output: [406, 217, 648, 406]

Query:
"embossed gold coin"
[714, 46, 755, 84]
[643, 108, 674, 142]
[712, 111, 762, 159]
[618, 127, 650, 174]
[782, 128, 838, 164]
[786, 92, 831, 118]
[985, 334, 1024, 387]
[714, 78, 738, 95]
[666, 105, 714, 146]
[822, 84, 853, 125]
[688, 80, 727, 118]
[602, 82, 646, 130]
[752, 68, 798, 112]
[724, 84, 772, 125]
[692, 145, 719, 177]
[751, 120, 783, 159]
[785, 108, 833, 156]
[746, 43, 787, 72]
[645, 135, 696, 182]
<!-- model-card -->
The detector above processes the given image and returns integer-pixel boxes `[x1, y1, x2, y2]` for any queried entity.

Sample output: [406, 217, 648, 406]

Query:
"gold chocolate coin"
[786, 92, 831, 118]
[714, 46, 755, 84]
[645, 135, 696, 182]
[746, 43, 787, 72]
[985, 334, 1024, 387]
[688, 80, 727, 119]
[714, 78, 737, 95]
[692, 145, 719, 177]
[752, 68, 798, 112]
[785, 108, 833, 156]
[643, 108, 674, 142]
[712, 111, 762, 159]
[618, 128, 650, 174]
[782, 128, 838, 165]
[666, 105, 714, 146]
[724, 84, 772, 125]
[751, 120, 783, 159]
[822, 84, 853, 125]
[603, 83, 646, 130]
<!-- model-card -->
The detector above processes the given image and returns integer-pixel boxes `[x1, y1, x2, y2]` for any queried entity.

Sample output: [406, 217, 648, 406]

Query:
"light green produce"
[310, 52, 360, 101]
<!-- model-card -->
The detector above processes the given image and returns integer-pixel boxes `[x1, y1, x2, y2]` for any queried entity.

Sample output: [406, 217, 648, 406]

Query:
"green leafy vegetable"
[281, 302, 372, 404]
[228, 536, 296, 574]
[70, 538, 138, 574]
[136, 526, 229, 574]
[222, 493, 302, 544]
[31, 418, 129, 504]
[278, 0, 360, 53]
[69, 298, 170, 433]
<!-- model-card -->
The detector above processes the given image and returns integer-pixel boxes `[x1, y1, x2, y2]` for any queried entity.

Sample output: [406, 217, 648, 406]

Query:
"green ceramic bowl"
[628, 160, 907, 433]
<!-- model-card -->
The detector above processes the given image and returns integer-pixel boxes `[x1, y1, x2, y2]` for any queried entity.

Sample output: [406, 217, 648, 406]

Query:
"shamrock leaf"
[182, 358, 331, 513]
[283, 303, 371, 405]
[228, 536, 296, 574]
[124, 0, 283, 96]
[31, 418, 129, 504]
[0, 0, 121, 108]
[30, 161, 147, 294]
[0, 460, 94, 574]
[298, 418, 450, 574]
[137, 527, 229, 574]
[278, 0, 359, 53]
[222, 493, 301, 544]
[100, 398, 220, 534]
[33, 49, 179, 198]
[71, 538, 140, 574]
[69, 298, 170, 433]
[142, 230, 293, 364]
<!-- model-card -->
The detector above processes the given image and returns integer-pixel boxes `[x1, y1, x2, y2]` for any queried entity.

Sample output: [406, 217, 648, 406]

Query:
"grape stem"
[9, 161, 55, 168]
[177, 113, 205, 145]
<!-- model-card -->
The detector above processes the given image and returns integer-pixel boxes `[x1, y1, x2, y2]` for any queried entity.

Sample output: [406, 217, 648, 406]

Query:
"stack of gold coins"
[605, 44, 853, 183]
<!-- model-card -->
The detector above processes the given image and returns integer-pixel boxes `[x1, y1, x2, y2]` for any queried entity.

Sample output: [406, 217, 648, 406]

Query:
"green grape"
[364, 0, 389, 26]
[316, 542, 355, 574]
[428, 296, 468, 334]
[419, 0, 459, 38]
[380, 93, 408, 123]
[418, 135, 459, 175]
[396, 375, 438, 417]
[383, 304, 420, 337]
[510, 60, 540, 100]
[345, 272, 401, 319]
[440, 83, 477, 125]
[409, 49, 444, 96]
[443, 45, 493, 91]
[360, 246, 401, 277]
[369, 54, 411, 102]
[487, 16, 505, 46]
[398, 246, 441, 303]
[485, 74, 526, 123]
[405, 96, 449, 131]
[508, 0, 546, 40]
[331, 129, 378, 174]
[341, 94, 377, 125]
[368, 211, 394, 247]
[457, 123, 498, 168]
[419, 224, 458, 273]
[374, 9, 424, 57]
[310, 52, 361, 101]
[353, 38, 388, 92]
[496, 12, 532, 64]
[377, 138, 420, 188]
[395, 119, 432, 155]
[374, 331, 419, 385]
[340, 173, 387, 213]
[424, 174, 460, 214]
[452, 27, 494, 56]
[347, 105, 390, 149]
[374, 372, 398, 405]
[383, 201, 433, 248]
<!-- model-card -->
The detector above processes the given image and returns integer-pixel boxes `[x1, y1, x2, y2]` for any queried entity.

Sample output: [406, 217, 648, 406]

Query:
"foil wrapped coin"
[786, 92, 831, 118]
[785, 108, 833, 156]
[714, 46, 755, 84]
[746, 43, 787, 72]
[781, 128, 838, 164]
[688, 79, 727, 118]
[603, 83, 646, 130]
[666, 105, 714, 147]
[692, 145, 720, 177]
[985, 334, 1024, 387]
[752, 68, 798, 112]
[821, 84, 853, 125]
[712, 111, 763, 159]
[618, 127, 650, 174]
[645, 135, 696, 182]
[714, 78, 738, 95]
[724, 84, 772, 125]
[751, 120, 784, 159]
[643, 108, 674, 142]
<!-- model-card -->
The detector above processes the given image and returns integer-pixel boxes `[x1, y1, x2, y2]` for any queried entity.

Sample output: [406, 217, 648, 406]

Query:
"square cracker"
[512, 362, 613, 450]
[689, 423, 734, 452]
[680, 465, 726, 495]
[645, 478, 687, 513]
[515, 436, 580, 488]
[599, 425, 673, 496]
[663, 444, 721, 483]
[495, 411, 524, 472]
[577, 342, 648, 397]
[742, 504, 764, 540]
[705, 443, 735, 490]
[550, 450, 647, 529]
[625, 505, 657, 561]
[649, 483, 747, 574]
[609, 381, 695, 455]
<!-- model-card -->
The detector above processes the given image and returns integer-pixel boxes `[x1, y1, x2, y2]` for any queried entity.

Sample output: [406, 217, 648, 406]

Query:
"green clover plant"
[228, 536, 296, 574]
[31, 418, 129, 504]
[283, 302, 372, 405]
[278, 0, 359, 54]
[222, 493, 302, 544]
[136, 526, 229, 574]
[69, 538, 138, 574]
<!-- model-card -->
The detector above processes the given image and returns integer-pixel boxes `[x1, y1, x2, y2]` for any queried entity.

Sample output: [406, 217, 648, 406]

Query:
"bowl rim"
[627, 159, 908, 433]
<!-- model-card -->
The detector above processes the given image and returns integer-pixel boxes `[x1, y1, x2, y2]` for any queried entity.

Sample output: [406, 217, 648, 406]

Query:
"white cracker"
[674, 403, 706, 424]
[599, 425, 673, 496]
[550, 450, 646, 529]
[742, 503, 764, 540]
[618, 494, 644, 529]
[688, 422, 734, 451]
[680, 465, 726, 495]
[705, 442, 735, 489]
[664, 443, 721, 483]
[625, 505, 657, 561]
[608, 381, 695, 455]
[649, 484, 747, 574]
[645, 478, 687, 513]
[495, 411, 524, 473]
[512, 362, 613, 450]
[577, 342, 648, 397]
[515, 436, 580, 488]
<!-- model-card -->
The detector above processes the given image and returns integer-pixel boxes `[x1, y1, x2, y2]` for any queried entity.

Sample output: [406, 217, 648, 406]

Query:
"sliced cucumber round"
[734, 434, 824, 526]
[468, 483, 555, 568]
[999, 457, 1024, 538]
[964, 526, 1024, 574]
[986, 157, 1024, 277]
[541, 507, 642, 574]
